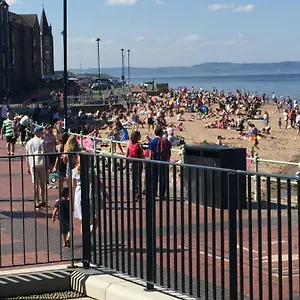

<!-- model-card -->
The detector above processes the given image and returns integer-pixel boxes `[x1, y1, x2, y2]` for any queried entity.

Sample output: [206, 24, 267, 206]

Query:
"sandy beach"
[133, 103, 298, 175]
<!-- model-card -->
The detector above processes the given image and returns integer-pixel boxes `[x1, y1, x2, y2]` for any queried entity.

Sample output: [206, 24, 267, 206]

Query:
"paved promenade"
[0, 139, 299, 299]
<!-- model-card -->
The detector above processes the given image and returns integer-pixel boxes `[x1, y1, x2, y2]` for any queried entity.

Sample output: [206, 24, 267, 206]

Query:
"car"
[91, 82, 113, 91]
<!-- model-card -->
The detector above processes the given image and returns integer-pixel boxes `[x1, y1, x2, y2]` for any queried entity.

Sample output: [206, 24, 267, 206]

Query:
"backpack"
[157, 137, 171, 161]
[34, 139, 45, 168]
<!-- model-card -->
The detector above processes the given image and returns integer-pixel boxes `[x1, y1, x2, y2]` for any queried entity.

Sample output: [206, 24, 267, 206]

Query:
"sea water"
[132, 73, 300, 100]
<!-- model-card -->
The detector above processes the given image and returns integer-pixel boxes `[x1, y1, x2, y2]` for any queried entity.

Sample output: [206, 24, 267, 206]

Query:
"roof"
[19, 14, 38, 28]
[0, 1, 9, 7]
[9, 12, 39, 29]
[40, 8, 49, 33]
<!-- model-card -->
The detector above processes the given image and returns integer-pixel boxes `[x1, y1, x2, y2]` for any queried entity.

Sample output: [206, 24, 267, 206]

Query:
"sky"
[6, 0, 300, 70]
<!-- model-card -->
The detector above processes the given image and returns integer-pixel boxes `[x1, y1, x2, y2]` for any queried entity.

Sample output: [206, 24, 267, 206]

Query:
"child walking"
[52, 187, 71, 247]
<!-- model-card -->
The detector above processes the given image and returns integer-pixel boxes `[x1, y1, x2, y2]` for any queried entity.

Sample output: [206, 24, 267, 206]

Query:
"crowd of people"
[0, 86, 299, 248]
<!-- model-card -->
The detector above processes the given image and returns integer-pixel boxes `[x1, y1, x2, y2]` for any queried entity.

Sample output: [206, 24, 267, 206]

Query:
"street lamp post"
[96, 38, 101, 96]
[63, 0, 68, 131]
[127, 49, 131, 91]
[121, 48, 125, 89]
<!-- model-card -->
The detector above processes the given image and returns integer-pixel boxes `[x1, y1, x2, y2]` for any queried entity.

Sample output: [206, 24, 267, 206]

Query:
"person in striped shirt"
[1, 112, 17, 156]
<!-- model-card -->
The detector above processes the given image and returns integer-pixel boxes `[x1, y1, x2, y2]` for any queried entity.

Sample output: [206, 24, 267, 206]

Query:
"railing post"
[110, 138, 114, 155]
[228, 172, 238, 300]
[145, 161, 156, 291]
[80, 154, 91, 268]
[254, 153, 259, 173]
[80, 131, 83, 148]
[93, 133, 97, 153]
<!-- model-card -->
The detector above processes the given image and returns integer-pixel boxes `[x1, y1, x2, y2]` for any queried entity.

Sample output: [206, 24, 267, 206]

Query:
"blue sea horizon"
[131, 73, 300, 100]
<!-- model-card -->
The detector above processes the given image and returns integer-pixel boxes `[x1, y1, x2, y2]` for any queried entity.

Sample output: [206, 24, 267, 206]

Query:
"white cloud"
[155, 0, 165, 4]
[105, 0, 137, 5]
[177, 34, 204, 44]
[208, 4, 254, 13]
[156, 37, 172, 42]
[233, 4, 254, 12]
[204, 34, 248, 46]
[135, 36, 145, 42]
[69, 38, 113, 45]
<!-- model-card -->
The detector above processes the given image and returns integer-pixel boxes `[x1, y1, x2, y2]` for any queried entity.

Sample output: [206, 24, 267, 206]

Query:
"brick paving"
[0, 140, 299, 299]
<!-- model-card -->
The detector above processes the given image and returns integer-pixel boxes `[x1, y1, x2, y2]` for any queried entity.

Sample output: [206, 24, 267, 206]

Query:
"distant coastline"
[69, 61, 300, 78]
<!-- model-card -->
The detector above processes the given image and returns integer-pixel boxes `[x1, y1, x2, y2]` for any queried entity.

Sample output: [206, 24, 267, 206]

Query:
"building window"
[45, 37, 50, 47]
[46, 64, 51, 73]
[45, 50, 50, 60]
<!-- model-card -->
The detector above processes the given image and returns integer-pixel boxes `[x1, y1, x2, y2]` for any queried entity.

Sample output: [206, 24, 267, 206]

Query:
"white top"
[72, 169, 81, 188]
[25, 136, 45, 168]
[20, 115, 29, 126]
[1, 105, 8, 118]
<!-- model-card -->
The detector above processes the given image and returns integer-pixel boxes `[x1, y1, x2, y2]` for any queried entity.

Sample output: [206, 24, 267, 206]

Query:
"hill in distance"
[69, 61, 300, 78]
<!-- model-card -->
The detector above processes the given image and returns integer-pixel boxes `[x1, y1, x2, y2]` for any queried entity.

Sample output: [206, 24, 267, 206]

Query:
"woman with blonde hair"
[63, 136, 81, 179]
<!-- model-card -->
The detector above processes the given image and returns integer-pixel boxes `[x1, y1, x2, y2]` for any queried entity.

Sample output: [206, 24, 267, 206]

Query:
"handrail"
[32, 121, 300, 173]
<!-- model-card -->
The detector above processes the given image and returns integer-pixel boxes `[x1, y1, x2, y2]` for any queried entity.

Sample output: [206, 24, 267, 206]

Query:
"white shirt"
[26, 136, 45, 168]
[1, 105, 8, 118]
[296, 115, 300, 124]
[283, 112, 288, 121]
[20, 115, 29, 126]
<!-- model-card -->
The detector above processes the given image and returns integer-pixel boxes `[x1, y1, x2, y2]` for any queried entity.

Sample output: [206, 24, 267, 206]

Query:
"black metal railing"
[80, 152, 300, 300]
[0, 153, 80, 269]
[1, 151, 300, 300]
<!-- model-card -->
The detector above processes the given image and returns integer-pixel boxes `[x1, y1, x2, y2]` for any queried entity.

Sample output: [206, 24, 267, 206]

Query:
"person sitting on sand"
[176, 122, 184, 131]
[261, 126, 271, 135]
[216, 135, 225, 145]
[177, 111, 184, 122]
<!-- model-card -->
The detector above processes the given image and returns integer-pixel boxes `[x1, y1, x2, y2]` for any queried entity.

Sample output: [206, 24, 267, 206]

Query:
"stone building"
[0, 1, 54, 97]
[40, 8, 55, 79]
